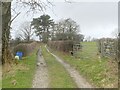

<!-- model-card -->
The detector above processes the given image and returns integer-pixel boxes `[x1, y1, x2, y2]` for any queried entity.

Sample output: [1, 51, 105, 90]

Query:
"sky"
[11, 0, 118, 40]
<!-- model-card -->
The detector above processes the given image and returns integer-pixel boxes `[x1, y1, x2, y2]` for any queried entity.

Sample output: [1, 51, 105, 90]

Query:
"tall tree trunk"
[27, 36, 30, 42]
[118, 33, 120, 88]
[0, 3, 2, 65]
[118, 33, 120, 62]
[39, 35, 41, 41]
[2, 2, 12, 65]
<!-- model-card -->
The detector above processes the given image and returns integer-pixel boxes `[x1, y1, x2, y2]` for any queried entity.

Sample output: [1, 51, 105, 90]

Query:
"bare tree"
[52, 18, 80, 41]
[85, 36, 91, 42]
[111, 28, 118, 38]
[19, 21, 34, 42]
[1, 0, 69, 65]
[1, 0, 53, 65]
[1, 2, 12, 64]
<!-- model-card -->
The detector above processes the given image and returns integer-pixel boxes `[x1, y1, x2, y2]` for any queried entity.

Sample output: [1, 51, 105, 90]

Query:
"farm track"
[45, 45, 93, 88]
[32, 49, 49, 88]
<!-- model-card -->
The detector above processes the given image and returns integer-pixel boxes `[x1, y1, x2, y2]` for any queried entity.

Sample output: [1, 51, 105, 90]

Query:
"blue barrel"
[16, 51, 23, 60]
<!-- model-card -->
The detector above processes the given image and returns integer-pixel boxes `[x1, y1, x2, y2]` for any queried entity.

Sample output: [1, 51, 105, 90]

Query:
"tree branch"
[10, 12, 21, 23]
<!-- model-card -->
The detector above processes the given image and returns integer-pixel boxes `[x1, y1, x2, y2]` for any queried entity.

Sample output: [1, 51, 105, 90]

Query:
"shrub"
[13, 42, 37, 57]
[47, 40, 74, 52]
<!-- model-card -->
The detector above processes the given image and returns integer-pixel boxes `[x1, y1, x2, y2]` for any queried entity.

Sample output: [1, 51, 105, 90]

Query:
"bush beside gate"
[47, 40, 74, 52]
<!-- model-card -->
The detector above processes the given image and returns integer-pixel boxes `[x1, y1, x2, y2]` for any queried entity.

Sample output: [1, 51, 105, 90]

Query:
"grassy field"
[48, 41, 118, 88]
[2, 47, 39, 88]
[41, 44, 77, 88]
[2, 42, 118, 88]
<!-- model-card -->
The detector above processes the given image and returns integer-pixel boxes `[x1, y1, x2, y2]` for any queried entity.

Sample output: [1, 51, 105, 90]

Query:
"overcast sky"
[11, 0, 118, 40]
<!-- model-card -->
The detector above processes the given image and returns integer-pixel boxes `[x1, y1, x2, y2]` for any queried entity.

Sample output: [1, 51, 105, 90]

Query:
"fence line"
[97, 38, 118, 61]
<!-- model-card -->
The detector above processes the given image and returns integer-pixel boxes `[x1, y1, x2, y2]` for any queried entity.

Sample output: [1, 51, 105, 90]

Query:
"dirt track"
[32, 46, 93, 88]
[45, 45, 93, 88]
[32, 49, 49, 88]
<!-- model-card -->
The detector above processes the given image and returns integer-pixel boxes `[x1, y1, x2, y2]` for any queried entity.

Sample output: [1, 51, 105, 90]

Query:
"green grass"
[41, 44, 77, 88]
[2, 47, 39, 88]
[0, 66, 1, 89]
[48, 41, 118, 88]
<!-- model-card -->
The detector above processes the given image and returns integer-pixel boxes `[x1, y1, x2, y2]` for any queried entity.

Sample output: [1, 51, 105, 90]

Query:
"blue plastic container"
[16, 51, 23, 60]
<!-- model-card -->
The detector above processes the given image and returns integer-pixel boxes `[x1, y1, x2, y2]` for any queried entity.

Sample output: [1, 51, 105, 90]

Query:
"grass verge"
[2, 46, 39, 88]
[48, 42, 118, 88]
[41, 44, 77, 88]
[0, 66, 2, 89]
